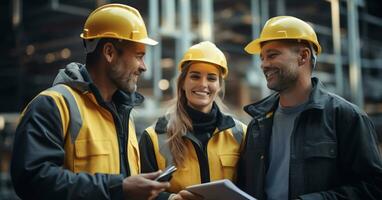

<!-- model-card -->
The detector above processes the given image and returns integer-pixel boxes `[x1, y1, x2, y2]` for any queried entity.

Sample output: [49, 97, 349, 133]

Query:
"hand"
[169, 190, 204, 200]
[122, 171, 170, 200]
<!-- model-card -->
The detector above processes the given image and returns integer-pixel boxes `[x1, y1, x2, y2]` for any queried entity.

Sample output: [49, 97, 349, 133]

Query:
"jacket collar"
[244, 77, 328, 118]
[154, 103, 235, 134]
[53, 62, 144, 107]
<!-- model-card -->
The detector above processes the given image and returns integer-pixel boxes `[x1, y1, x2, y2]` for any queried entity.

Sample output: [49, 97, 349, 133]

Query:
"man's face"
[108, 42, 146, 93]
[260, 41, 300, 92]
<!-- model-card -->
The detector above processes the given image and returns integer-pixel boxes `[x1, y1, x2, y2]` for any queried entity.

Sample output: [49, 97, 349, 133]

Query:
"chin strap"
[308, 42, 317, 69]
[83, 39, 100, 54]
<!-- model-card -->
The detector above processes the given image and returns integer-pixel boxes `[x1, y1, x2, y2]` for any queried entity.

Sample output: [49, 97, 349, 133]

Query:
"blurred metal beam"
[260, 0, 269, 27]
[148, 0, 162, 99]
[361, 13, 382, 27]
[12, 0, 21, 28]
[199, 0, 213, 41]
[50, 0, 91, 16]
[162, 0, 176, 31]
[310, 23, 333, 35]
[248, 0, 269, 98]
[96, 0, 110, 7]
[347, 0, 364, 107]
[176, 0, 192, 67]
[12, 0, 26, 110]
[330, 0, 344, 96]
[276, 0, 286, 15]
[318, 53, 382, 70]
[250, 0, 261, 76]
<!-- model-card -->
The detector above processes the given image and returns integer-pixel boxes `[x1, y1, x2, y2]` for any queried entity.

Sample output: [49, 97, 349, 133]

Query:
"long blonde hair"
[166, 62, 226, 167]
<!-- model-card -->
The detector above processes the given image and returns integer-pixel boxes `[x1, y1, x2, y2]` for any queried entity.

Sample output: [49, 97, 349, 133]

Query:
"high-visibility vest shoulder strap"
[231, 119, 245, 146]
[48, 84, 83, 143]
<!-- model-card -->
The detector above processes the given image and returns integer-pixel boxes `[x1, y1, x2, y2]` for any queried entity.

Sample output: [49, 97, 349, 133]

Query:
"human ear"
[103, 42, 115, 63]
[298, 48, 310, 66]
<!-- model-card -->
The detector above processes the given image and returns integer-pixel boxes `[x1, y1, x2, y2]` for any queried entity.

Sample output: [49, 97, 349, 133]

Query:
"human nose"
[199, 76, 208, 87]
[139, 60, 147, 73]
[260, 58, 270, 71]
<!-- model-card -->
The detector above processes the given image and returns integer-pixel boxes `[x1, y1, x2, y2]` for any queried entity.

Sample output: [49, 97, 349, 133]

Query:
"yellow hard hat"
[178, 41, 228, 78]
[245, 16, 321, 55]
[80, 3, 157, 45]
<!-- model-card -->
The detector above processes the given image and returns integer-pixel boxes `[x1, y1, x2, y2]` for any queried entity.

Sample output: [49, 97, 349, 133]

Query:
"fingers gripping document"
[186, 179, 257, 200]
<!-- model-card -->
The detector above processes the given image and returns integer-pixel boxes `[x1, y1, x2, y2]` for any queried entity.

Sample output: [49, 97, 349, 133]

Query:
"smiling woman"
[183, 62, 221, 113]
[139, 41, 248, 200]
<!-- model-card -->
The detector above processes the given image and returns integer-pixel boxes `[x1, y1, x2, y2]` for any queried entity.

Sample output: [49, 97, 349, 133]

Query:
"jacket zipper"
[185, 132, 210, 183]
[189, 128, 227, 183]
[257, 119, 267, 177]
[121, 106, 132, 176]
[106, 104, 130, 177]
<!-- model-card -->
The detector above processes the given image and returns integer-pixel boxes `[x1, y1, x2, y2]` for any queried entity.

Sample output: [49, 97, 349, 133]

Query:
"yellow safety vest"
[145, 119, 246, 193]
[39, 84, 140, 175]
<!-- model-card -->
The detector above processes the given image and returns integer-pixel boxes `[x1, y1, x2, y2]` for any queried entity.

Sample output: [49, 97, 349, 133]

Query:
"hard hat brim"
[80, 34, 158, 46]
[244, 39, 262, 54]
[245, 38, 322, 55]
[137, 37, 158, 46]
[178, 59, 228, 78]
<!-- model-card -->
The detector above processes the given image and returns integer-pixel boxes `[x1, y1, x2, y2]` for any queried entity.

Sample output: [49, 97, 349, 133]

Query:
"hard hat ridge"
[80, 3, 157, 46]
[244, 16, 322, 55]
[178, 41, 229, 78]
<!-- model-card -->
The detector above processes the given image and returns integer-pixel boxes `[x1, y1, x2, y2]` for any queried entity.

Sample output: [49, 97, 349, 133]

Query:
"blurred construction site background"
[1, 0, 382, 199]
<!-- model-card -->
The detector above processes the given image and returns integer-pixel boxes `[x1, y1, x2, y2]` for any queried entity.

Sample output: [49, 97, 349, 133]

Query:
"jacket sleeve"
[139, 131, 173, 200]
[10, 95, 124, 200]
[300, 105, 382, 200]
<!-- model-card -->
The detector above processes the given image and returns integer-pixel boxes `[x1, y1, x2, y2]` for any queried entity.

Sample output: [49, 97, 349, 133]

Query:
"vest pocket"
[219, 154, 239, 180]
[74, 139, 112, 173]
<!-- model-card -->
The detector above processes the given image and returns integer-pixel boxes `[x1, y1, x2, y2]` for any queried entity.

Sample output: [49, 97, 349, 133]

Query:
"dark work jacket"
[237, 77, 382, 200]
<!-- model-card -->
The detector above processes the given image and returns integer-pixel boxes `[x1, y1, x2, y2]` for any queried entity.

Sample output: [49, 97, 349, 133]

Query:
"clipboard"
[186, 179, 256, 200]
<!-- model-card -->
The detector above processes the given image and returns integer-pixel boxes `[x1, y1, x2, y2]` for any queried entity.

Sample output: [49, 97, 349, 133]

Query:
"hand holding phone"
[155, 165, 177, 182]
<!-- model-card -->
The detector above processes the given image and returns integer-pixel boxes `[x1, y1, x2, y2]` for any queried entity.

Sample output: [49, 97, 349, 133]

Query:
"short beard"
[126, 82, 137, 93]
[268, 72, 298, 92]
[119, 79, 137, 94]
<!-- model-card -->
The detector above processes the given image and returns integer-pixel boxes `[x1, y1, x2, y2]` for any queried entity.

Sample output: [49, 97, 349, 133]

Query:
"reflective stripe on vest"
[158, 134, 174, 166]
[48, 84, 83, 143]
[231, 119, 244, 145]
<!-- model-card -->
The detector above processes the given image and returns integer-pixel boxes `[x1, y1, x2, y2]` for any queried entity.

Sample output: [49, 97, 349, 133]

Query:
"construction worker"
[237, 16, 382, 199]
[139, 41, 247, 200]
[10, 4, 169, 200]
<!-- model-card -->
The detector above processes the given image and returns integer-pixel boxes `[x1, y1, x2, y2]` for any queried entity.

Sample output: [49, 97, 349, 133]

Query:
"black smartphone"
[155, 165, 177, 182]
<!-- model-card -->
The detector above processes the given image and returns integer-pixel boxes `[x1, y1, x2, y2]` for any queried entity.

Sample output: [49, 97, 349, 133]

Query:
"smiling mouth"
[264, 69, 278, 78]
[133, 73, 141, 79]
[193, 91, 210, 97]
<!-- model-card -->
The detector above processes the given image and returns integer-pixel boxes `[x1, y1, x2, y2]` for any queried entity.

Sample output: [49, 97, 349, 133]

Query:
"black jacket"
[237, 77, 382, 200]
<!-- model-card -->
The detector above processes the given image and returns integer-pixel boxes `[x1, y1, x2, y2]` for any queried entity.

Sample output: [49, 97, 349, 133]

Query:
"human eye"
[189, 73, 200, 79]
[136, 52, 145, 60]
[267, 52, 278, 59]
[207, 75, 218, 81]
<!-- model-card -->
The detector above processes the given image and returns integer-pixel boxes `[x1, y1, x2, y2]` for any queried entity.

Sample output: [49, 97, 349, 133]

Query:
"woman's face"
[183, 62, 221, 113]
